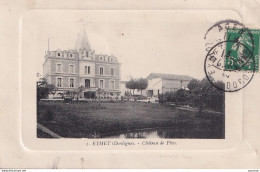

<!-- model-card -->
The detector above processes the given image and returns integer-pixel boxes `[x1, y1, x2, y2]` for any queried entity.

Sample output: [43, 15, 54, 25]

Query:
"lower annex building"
[120, 73, 194, 97]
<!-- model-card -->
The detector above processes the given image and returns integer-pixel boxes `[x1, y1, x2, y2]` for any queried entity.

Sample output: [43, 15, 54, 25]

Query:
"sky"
[22, 10, 241, 81]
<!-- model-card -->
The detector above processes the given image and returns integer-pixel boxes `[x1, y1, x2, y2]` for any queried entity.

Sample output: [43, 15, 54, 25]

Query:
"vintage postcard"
[1, 0, 260, 169]
[21, 9, 259, 151]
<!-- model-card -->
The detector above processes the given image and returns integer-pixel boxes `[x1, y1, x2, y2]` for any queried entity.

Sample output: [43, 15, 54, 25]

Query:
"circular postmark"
[204, 41, 255, 92]
[204, 19, 255, 71]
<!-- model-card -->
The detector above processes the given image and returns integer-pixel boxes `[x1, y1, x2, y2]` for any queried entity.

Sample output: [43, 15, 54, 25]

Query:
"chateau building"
[43, 27, 121, 98]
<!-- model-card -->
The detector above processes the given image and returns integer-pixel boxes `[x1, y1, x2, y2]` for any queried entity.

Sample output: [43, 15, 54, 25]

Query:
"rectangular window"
[57, 78, 62, 87]
[69, 65, 74, 73]
[100, 80, 104, 89]
[100, 67, 104, 75]
[56, 64, 62, 73]
[85, 66, 90, 74]
[110, 81, 115, 90]
[111, 68, 114, 76]
[70, 78, 74, 87]
[86, 51, 88, 57]
[85, 79, 90, 88]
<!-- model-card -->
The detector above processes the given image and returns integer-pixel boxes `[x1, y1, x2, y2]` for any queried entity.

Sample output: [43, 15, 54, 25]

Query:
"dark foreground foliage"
[159, 77, 225, 112]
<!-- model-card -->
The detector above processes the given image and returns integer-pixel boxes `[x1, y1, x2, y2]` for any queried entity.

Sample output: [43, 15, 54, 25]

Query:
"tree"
[164, 91, 175, 102]
[96, 88, 105, 106]
[125, 79, 138, 95]
[173, 89, 190, 103]
[96, 88, 104, 98]
[160, 89, 190, 104]
[126, 78, 148, 95]
[187, 79, 200, 90]
[37, 78, 56, 103]
[189, 77, 225, 112]
[190, 78, 211, 112]
[137, 78, 148, 95]
[74, 86, 85, 101]
[159, 77, 225, 113]
[204, 81, 225, 112]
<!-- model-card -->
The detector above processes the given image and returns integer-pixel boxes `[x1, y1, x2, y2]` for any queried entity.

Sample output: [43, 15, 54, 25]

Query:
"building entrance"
[84, 91, 96, 99]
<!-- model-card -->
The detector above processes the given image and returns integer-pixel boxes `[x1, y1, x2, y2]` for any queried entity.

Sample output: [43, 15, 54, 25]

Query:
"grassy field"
[37, 101, 224, 138]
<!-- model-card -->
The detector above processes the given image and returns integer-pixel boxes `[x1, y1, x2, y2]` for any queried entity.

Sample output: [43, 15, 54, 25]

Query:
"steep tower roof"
[74, 26, 92, 51]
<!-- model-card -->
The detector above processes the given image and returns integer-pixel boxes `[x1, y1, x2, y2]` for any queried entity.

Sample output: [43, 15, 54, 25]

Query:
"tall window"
[70, 54, 73, 58]
[57, 78, 62, 87]
[100, 67, 104, 75]
[86, 51, 89, 57]
[85, 79, 90, 88]
[69, 78, 74, 87]
[85, 66, 90, 74]
[69, 65, 74, 73]
[110, 68, 114, 76]
[56, 64, 62, 73]
[100, 80, 104, 89]
[57, 53, 61, 57]
[110, 81, 115, 90]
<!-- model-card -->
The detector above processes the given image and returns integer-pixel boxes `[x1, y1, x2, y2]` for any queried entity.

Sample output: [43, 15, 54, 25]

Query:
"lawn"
[37, 101, 224, 138]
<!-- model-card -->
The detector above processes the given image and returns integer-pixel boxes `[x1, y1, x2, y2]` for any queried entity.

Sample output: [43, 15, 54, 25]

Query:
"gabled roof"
[74, 26, 92, 51]
[146, 73, 194, 81]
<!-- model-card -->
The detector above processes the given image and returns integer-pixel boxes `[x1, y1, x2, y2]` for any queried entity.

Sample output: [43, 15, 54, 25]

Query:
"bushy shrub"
[158, 78, 225, 112]
[159, 89, 190, 104]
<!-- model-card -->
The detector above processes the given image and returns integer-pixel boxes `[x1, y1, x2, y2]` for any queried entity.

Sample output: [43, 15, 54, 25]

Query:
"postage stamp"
[204, 19, 258, 92]
[225, 29, 259, 72]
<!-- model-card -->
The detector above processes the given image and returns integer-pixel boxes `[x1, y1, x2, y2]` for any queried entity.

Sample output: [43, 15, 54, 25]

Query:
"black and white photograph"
[33, 11, 226, 139]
